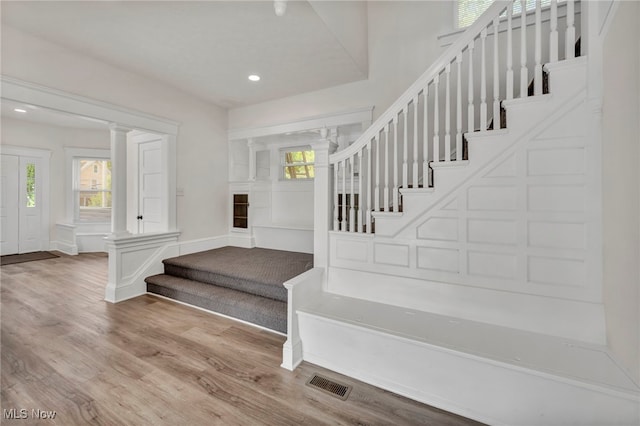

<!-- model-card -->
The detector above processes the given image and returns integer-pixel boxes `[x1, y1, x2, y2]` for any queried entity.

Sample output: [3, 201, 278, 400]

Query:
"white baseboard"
[50, 240, 78, 255]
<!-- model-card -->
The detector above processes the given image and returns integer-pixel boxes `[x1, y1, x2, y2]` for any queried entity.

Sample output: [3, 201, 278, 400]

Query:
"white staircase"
[283, 1, 640, 424]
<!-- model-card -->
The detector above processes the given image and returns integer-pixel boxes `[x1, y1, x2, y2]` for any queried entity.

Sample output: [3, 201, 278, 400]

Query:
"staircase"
[145, 246, 313, 334]
[285, 1, 640, 425]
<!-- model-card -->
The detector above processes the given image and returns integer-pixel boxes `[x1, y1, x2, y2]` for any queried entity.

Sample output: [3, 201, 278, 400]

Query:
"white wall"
[601, 1, 640, 384]
[0, 117, 110, 243]
[1, 25, 229, 242]
[228, 1, 453, 130]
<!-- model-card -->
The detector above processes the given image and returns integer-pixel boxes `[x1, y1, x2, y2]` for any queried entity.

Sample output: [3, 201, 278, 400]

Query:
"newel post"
[310, 134, 338, 270]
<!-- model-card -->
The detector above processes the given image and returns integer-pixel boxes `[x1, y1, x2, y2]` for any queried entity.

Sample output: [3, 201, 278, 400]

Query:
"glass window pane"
[79, 160, 111, 190]
[78, 190, 112, 221]
[26, 163, 36, 207]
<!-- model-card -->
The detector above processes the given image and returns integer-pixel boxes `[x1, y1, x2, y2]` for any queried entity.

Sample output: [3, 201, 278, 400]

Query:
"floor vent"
[306, 374, 352, 400]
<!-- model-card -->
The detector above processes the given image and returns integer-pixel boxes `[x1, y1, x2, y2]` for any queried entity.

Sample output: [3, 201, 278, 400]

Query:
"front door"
[0, 154, 45, 255]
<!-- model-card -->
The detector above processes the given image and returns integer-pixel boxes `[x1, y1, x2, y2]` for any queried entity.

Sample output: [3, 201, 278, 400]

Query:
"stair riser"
[164, 264, 288, 302]
[147, 282, 287, 333]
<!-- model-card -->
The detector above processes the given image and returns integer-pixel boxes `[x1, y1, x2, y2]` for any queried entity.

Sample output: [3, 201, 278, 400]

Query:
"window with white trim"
[457, 0, 556, 29]
[281, 148, 315, 180]
[74, 158, 112, 222]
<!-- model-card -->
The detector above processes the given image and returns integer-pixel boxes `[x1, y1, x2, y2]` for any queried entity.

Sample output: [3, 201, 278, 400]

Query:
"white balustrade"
[327, 0, 579, 234]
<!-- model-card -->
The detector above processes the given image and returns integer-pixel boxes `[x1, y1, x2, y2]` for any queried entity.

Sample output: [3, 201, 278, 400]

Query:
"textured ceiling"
[1, 1, 369, 110]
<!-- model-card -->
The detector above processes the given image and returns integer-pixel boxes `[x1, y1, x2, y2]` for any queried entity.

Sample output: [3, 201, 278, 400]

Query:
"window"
[75, 159, 112, 222]
[26, 163, 36, 207]
[282, 148, 315, 180]
[457, 0, 556, 29]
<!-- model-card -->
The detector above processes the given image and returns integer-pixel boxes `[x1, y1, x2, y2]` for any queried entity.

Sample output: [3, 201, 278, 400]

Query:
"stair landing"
[145, 246, 313, 333]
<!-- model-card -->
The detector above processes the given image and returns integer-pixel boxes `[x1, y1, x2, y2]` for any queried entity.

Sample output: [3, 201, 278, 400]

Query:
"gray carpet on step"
[146, 274, 287, 333]
[162, 246, 313, 302]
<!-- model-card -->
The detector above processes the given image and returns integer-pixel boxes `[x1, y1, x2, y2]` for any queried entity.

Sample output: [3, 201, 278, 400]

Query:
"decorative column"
[310, 130, 338, 270]
[108, 123, 131, 237]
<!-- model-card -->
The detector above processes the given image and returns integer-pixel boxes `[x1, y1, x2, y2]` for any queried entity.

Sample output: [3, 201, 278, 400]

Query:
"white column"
[310, 138, 338, 270]
[108, 123, 131, 237]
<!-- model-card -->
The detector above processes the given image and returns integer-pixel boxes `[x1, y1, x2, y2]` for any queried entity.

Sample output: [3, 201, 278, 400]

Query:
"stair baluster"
[349, 155, 355, 232]
[357, 151, 364, 233]
[433, 75, 440, 164]
[341, 159, 347, 231]
[402, 108, 409, 188]
[374, 134, 380, 212]
[423, 86, 430, 185]
[444, 65, 452, 162]
[456, 54, 463, 161]
[566, 0, 575, 59]
[534, 0, 543, 95]
[468, 41, 475, 133]
[506, 6, 514, 100]
[333, 162, 339, 230]
[550, 0, 558, 63]
[366, 141, 372, 233]
[393, 116, 399, 211]
[493, 17, 501, 127]
[480, 28, 488, 131]
[520, 0, 528, 97]
[383, 125, 390, 211]
[413, 96, 420, 183]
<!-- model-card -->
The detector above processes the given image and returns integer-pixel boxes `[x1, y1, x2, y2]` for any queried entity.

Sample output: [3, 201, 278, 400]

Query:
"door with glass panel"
[0, 154, 44, 255]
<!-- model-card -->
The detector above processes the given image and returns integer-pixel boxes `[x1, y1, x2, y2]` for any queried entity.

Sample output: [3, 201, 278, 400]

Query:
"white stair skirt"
[296, 293, 640, 426]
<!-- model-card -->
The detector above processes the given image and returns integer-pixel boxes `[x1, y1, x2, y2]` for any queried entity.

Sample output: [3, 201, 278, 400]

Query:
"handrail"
[330, 0, 512, 164]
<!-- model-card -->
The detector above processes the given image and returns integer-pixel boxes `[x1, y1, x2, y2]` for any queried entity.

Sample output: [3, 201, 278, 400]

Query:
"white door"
[137, 139, 164, 233]
[0, 154, 44, 255]
[0, 155, 20, 255]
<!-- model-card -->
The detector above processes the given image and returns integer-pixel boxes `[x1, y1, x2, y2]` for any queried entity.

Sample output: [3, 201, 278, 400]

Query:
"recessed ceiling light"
[248, 74, 261, 82]
[14, 108, 27, 113]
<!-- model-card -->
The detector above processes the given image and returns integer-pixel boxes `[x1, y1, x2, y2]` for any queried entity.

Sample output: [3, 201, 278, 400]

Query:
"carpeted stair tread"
[145, 273, 287, 333]
[162, 246, 312, 302]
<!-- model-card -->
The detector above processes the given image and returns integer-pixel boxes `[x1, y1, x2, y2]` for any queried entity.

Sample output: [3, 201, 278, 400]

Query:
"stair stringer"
[328, 65, 604, 343]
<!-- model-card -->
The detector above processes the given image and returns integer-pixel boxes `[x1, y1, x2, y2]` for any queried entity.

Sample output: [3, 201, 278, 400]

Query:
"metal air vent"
[306, 374, 352, 400]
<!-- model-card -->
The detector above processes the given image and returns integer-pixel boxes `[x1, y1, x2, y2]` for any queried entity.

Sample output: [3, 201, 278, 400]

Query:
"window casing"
[281, 148, 315, 180]
[74, 158, 112, 222]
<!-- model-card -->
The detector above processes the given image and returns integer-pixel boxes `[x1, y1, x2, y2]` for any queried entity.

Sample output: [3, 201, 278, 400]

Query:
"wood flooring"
[1, 252, 483, 425]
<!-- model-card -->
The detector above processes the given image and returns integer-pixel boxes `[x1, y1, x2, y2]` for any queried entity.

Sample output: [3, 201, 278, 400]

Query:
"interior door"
[137, 139, 164, 233]
[0, 155, 20, 255]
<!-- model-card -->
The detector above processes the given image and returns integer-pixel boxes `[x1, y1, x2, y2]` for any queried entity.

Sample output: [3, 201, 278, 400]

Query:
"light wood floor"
[1, 252, 483, 425]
